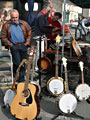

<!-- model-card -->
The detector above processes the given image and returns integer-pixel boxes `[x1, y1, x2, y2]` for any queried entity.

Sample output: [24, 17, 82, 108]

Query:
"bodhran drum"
[47, 77, 64, 96]
[56, 93, 77, 114]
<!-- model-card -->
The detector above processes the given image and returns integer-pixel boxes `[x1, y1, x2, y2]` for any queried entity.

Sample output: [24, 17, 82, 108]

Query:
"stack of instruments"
[46, 35, 90, 114]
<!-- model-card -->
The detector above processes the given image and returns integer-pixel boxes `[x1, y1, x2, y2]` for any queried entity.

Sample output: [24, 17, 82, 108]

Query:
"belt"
[15, 43, 24, 46]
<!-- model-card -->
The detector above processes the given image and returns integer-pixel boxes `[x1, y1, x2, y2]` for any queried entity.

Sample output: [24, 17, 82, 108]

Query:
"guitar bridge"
[19, 102, 29, 106]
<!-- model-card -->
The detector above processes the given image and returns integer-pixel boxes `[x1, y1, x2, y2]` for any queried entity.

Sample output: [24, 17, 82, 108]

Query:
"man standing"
[34, 4, 52, 37]
[1, 9, 32, 82]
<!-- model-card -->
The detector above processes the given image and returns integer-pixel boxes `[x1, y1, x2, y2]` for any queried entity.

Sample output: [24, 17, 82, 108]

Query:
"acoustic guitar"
[47, 35, 64, 96]
[10, 46, 40, 120]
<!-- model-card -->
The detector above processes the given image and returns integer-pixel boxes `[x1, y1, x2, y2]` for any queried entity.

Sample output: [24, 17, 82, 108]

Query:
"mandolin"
[47, 35, 64, 96]
[10, 46, 40, 120]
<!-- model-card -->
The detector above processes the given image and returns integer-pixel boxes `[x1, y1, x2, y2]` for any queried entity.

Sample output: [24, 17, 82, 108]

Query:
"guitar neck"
[24, 46, 36, 91]
[24, 57, 32, 91]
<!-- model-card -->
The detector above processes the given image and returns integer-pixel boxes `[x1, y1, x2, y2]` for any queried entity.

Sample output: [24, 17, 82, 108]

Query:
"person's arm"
[38, 15, 52, 34]
[1, 23, 13, 49]
[24, 21, 32, 47]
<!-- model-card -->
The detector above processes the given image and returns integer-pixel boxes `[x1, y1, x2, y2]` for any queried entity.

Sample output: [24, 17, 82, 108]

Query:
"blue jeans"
[10, 44, 28, 82]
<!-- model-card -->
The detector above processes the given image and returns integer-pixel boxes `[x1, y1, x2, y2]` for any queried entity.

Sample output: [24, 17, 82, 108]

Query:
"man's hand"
[52, 27, 60, 32]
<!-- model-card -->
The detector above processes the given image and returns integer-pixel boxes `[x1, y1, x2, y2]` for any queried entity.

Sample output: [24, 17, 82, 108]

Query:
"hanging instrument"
[10, 46, 40, 120]
[67, 27, 82, 56]
[3, 58, 27, 107]
[47, 35, 64, 96]
[56, 57, 77, 114]
[37, 35, 52, 73]
[75, 61, 90, 101]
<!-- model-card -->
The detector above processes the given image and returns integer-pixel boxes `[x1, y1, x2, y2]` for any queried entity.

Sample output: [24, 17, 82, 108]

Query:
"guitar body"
[10, 82, 40, 120]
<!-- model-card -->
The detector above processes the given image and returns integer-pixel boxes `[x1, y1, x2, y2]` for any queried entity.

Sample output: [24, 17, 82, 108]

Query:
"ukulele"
[10, 46, 40, 120]
[47, 35, 64, 96]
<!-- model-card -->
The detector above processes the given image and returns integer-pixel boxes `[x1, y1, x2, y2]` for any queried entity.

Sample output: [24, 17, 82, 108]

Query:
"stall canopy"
[69, 0, 90, 8]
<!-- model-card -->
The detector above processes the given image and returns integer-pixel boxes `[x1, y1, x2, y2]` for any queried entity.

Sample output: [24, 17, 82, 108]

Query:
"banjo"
[75, 61, 90, 101]
[47, 35, 64, 96]
[3, 59, 27, 107]
[56, 57, 77, 114]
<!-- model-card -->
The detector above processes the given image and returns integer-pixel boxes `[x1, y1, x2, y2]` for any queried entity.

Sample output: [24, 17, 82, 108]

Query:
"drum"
[56, 93, 77, 114]
[47, 77, 64, 96]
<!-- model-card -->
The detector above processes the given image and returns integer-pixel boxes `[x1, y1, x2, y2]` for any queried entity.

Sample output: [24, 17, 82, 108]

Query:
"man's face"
[52, 16, 59, 21]
[11, 11, 19, 24]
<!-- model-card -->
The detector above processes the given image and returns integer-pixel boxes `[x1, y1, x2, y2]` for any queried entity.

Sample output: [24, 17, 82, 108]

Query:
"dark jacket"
[34, 12, 52, 36]
[1, 20, 32, 49]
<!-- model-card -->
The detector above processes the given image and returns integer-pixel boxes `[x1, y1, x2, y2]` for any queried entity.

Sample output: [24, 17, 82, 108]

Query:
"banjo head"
[47, 77, 64, 96]
[4, 89, 16, 106]
[57, 93, 77, 114]
[75, 83, 90, 101]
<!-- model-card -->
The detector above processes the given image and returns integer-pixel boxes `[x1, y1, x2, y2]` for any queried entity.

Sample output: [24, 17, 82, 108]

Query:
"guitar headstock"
[29, 46, 36, 58]
[79, 61, 84, 72]
[56, 35, 61, 44]
[62, 57, 67, 68]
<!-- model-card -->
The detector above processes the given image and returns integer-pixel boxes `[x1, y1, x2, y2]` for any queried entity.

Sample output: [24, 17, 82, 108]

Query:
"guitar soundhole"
[23, 90, 29, 97]
[20, 89, 32, 105]
[26, 90, 32, 104]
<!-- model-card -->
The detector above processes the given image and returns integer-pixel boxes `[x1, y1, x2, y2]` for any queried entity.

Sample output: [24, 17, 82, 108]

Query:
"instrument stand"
[41, 86, 52, 97]
[38, 36, 42, 100]
[51, 112, 84, 120]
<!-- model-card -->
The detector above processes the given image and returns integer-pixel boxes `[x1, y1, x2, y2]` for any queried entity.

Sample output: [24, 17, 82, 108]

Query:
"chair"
[0, 40, 13, 85]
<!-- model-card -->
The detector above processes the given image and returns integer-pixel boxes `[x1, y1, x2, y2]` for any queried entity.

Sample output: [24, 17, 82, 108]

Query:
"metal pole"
[61, 0, 66, 77]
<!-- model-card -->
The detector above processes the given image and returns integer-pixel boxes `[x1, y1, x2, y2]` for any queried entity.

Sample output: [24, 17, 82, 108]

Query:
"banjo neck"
[79, 61, 85, 84]
[55, 42, 59, 77]
[62, 57, 69, 93]
[55, 35, 61, 78]
[64, 64, 69, 93]
[81, 71, 84, 84]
